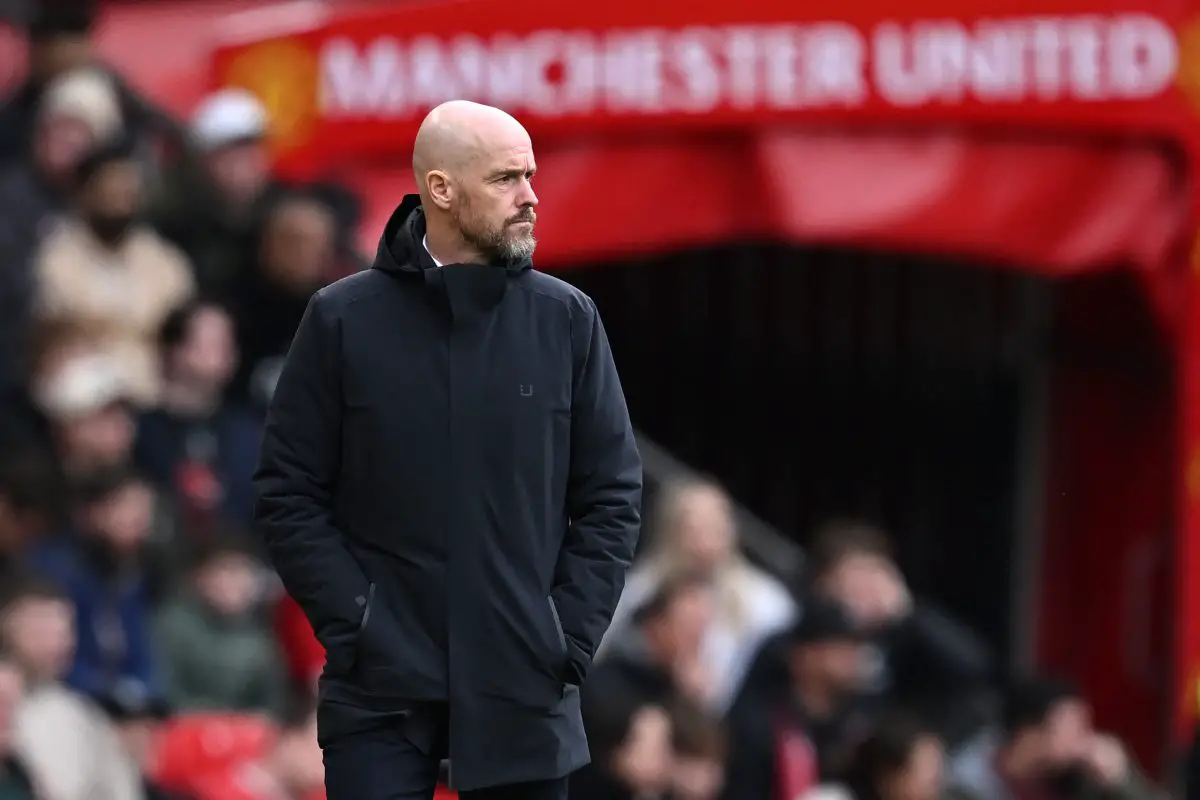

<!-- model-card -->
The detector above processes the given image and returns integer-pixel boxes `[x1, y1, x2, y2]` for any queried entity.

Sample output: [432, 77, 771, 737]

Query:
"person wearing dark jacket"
[722, 598, 876, 800]
[253, 100, 642, 799]
[0, 1, 182, 166]
[803, 522, 993, 747]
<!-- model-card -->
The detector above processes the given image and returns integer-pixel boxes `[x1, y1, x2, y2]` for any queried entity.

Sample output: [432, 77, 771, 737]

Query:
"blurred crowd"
[0, 3, 1171, 800]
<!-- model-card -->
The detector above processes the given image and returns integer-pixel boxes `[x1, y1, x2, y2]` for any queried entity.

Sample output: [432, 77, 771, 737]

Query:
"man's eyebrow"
[489, 166, 537, 178]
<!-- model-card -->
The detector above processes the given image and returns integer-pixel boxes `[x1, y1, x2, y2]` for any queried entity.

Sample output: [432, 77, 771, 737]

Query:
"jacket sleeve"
[553, 297, 643, 685]
[253, 292, 370, 673]
[895, 604, 992, 684]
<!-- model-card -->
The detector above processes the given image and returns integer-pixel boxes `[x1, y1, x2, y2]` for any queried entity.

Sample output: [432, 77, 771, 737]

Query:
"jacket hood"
[372, 194, 533, 275]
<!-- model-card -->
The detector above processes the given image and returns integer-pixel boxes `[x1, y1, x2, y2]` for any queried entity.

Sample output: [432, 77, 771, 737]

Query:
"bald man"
[253, 101, 643, 799]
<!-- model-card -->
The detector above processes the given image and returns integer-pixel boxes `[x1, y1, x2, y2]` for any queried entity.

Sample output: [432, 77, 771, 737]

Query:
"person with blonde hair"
[603, 477, 795, 713]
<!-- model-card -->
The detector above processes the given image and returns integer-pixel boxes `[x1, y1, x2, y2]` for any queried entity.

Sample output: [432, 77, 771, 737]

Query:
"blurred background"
[0, 0, 1195, 798]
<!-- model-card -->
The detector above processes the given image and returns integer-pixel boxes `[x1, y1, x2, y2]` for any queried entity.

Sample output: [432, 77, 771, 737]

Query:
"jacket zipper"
[547, 595, 567, 654]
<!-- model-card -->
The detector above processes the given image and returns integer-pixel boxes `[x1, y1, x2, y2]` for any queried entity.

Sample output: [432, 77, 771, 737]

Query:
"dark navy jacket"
[253, 195, 642, 790]
[29, 537, 159, 700]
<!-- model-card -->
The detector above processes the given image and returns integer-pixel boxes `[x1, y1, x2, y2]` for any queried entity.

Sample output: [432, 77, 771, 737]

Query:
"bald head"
[412, 101, 539, 265]
[413, 101, 530, 186]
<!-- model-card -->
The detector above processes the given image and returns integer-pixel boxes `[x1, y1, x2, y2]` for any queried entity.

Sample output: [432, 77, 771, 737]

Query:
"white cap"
[191, 89, 268, 150]
[39, 67, 123, 141]
[35, 352, 128, 420]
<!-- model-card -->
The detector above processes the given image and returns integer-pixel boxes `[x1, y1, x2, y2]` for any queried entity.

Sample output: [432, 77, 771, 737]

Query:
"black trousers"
[321, 702, 569, 800]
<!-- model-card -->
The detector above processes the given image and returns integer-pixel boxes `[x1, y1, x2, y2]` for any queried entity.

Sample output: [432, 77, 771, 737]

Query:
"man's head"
[34, 67, 121, 182]
[159, 299, 239, 401]
[808, 520, 909, 628]
[190, 89, 271, 211]
[72, 466, 154, 558]
[0, 575, 75, 685]
[33, 351, 135, 473]
[785, 598, 869, 700]
[74, 137, 143, 246]
[26, 3, 96, 85]
[413, 101, 538, 264]
[633, 571, 714, 666]
[258, 193, 337, 293]
[189, 531, 261, 618]
[650, 478, 737, 577]
[1000, 677, 1093, 788]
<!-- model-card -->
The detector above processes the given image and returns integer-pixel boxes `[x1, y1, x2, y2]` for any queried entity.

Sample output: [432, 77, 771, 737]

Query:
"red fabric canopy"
[349, 131, 1187, 283]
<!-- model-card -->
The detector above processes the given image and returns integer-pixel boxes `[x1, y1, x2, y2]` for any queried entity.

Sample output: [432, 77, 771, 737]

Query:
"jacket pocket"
[357, 583, 377, 637]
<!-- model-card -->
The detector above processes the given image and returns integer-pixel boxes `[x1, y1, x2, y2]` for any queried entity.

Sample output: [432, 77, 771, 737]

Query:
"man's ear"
[425, 170, 453, 210]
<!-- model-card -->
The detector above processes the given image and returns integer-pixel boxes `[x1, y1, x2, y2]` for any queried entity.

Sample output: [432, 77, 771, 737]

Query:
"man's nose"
[518, 178, 538, 208]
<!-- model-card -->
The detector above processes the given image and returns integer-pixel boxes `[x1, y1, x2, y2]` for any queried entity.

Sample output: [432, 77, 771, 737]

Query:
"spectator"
[33, 136, 195, 407]
[1, 574, 144, 800]
[0, 0, 180, 165]
[0, 447, 60, 580]
[722, 597, 874, 800]
[135, 299, 260, 524]
[229, 190, 339, 410]
[32, 349, 137, 477]
[670, 699, 726, 800]
[0, 67, 123, 408]
[155, 532, 284, 716]
[93, 689, 188, 800]
[30, 345, 184, 599]
[0, 2, 98, 162]
[571, 699, 675, 800]
[604, 477, 795, 713]
[809, 712, 946, 800]
[586, 571, 716, 714]
[150, 89, 276, 297]
[29, 466, 161, 700]
[805, 522, 993, 748]
[947, 677, 1157, 800]
[187, 699, 325, 800]
[0, 655, 37, 799]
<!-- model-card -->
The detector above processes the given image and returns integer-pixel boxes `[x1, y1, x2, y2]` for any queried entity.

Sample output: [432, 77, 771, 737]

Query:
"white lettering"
[319, 37, 405, 114]
[313, 14, 1177, 121]
[1108, 14, 1178, 98]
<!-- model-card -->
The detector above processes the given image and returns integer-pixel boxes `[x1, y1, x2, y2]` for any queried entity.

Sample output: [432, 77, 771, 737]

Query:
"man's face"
[56, 402, 135, 471]
[0, 663, 23, 755]
[791, 638, 867, 694]
[261, 201, 335, 292]
[206, 141, 269, 209]
[195, 554, 258, 618]
[671, 488, 736, 576]
[2, 597, 75, 684]
[647, 586, 713, 662]
[450, 141, 538, 262]
[170, 307, 238, 391]
[34, 114, 94, 180]
[81, 160, 142, 219]
[1041, 698, 1092, 765]
[83, 482, 153, 555]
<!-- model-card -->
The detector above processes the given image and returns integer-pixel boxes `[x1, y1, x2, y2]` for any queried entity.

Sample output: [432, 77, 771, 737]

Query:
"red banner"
[209, 0, 1198, 172]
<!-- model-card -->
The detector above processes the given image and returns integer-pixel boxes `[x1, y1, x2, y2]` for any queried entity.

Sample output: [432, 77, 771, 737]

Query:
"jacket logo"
[519, 384, 534, 397]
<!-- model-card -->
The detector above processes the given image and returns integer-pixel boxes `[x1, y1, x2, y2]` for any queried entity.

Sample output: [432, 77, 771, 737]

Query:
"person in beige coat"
[1, 574, 146, 800]
[34, 136, 194, 408]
